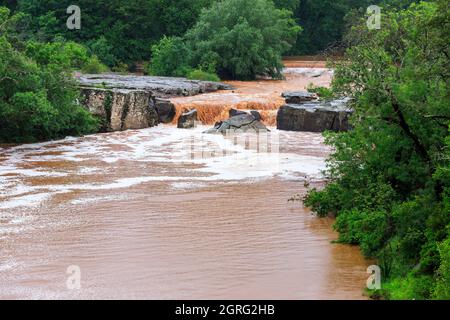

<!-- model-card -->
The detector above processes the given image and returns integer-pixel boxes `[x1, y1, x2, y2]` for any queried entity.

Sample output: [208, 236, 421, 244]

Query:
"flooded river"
[0, 62, 370, 300]
[171, 65, 333, 126]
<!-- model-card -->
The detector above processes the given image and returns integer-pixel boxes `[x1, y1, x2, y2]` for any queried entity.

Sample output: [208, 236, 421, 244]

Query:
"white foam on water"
[0, 125, 328, 210]
[170, 182, 208, 190]
[70, 194, 131, 205]
[0, 192, 53, 210]
[284, 67, 333, 76]
[2, 169, 68, 178]
[0, 260, 18, 272]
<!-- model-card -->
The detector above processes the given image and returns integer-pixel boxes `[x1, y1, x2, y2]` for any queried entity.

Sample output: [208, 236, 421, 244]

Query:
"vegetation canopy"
[305, 0, 450, 299]
[0, 7, 98, 143]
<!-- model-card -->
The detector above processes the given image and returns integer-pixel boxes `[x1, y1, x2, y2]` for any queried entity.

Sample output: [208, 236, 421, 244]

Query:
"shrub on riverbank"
[25, 40, 108, 74]
[81, 55, 110, 74]
[304, 1, 449, 299]
[187, 69, 220, 82]
[0, 7, 98, 143]
[146, 36, 192, 77]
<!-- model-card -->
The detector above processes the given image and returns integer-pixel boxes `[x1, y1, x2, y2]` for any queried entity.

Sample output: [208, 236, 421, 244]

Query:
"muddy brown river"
[0, 64, 370, 300]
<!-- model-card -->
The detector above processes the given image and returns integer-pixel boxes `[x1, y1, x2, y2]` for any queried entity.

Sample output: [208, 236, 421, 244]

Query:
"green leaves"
[0, 6, 10, 27]
[0, 7, 98, 143]
[185, 0, 301, 80]
[147, 36, 192, 77]
[433, 237, 450, 299]
[147, 0, 300, 80]
[11, 0, 215, 65]
[304, 1, 450, 299]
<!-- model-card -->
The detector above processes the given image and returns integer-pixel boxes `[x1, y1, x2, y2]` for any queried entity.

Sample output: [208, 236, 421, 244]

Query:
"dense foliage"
[304, 0, 449, 299]
[1, 0, 415, 70]
[148, 0, 300, 80]
[5, 0, 214, 67]
[146, 36, 191, 77]
[184, 0, 300, 80]
[287, 0, 419, 54]
[0, 7, 98, 143]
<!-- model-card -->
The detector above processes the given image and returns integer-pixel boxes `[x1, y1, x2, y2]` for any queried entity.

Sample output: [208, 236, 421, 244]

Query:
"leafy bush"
[185, 0, 301, 80]
[25, 40, 108, 73]
[0, 7, 98, 143]
[112, 62, 130, 74]
[147, 36, 192, 77]
[25, 40, 90, 70]
[304, 1, 450, 299]
[87, 36, 117, 67]
[307, 83, 334, 99]
[433, 236, 450, 299]
[383, 274, 435, 300]
[82, 55, 109, 74]
[187, 69, 220, 82]
[334, 209, 390, 257]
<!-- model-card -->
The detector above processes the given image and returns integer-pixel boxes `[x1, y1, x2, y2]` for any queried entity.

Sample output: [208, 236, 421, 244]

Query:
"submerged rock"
[276, 98, 353, 132]
[177, 109, 198, 129]
[204, 113, 269, 134]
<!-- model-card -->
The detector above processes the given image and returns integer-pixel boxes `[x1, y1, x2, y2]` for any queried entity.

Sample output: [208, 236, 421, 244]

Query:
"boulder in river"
[177, 109, 198, 129]
[204, 113, 269, 134]
[228, 109, 262, 121]
[80, 88, 158, 132]
[276, 99, 353, 132]
[250, 110, 262, 121]
[229, 108, 248, 117]
[153, 98, 176, 123]
[281, 91, 317, 104]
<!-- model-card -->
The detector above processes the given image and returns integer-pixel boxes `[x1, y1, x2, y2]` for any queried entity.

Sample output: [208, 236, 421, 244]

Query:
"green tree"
[273, 0, 301, 12]
[87, 36, 117, 68]
[0, 7, 98, 143]
[12, 0, 213, 66]
[284, 0, 419, 55]
[434, 235, 450, 299]
[185, 0, 301, 80]
[305, 1, 449, 299]
[147, 36, 191, 77]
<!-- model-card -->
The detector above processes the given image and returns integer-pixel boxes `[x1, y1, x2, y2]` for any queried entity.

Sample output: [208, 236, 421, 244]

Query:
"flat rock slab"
[277, 98, 353, 132]
[77, 74, 233, 98]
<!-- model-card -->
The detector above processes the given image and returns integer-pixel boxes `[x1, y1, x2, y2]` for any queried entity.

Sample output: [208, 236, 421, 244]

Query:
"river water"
[0, 64, 370, 300]
[171, 65, 334, 126]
